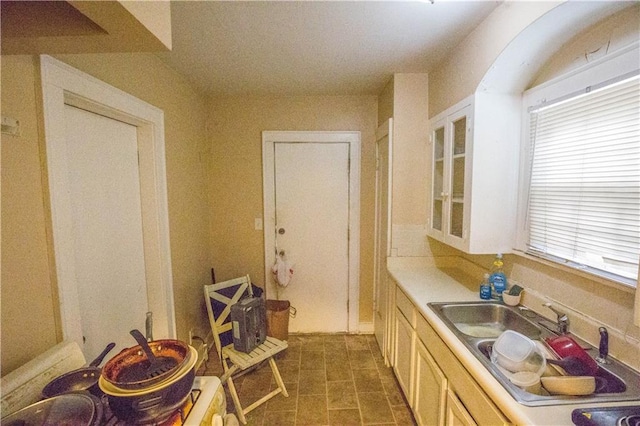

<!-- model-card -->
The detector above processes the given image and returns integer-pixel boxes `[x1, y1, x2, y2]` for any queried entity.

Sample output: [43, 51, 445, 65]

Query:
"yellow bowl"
[540, 376, 596, 396]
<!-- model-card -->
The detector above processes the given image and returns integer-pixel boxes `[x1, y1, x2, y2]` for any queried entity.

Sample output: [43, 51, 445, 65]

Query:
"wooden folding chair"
[204, 275, 289, 424]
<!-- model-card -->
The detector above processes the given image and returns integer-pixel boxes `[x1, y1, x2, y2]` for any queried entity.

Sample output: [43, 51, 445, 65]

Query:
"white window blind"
[527, 74, 640, 285]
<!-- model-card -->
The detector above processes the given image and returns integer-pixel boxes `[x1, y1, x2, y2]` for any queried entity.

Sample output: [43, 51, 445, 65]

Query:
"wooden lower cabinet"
[391, 283, 510, 426]
[446, 390, 477, 426]
[413, 339, 447, 426]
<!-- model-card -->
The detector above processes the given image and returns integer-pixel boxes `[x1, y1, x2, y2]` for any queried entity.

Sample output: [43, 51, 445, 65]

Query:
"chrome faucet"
[543, 302, 570, 334]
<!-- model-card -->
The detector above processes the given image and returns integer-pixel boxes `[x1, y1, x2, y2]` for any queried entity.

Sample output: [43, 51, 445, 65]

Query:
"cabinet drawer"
[395, 287, 415, 326]
[416, 312, 433, 347]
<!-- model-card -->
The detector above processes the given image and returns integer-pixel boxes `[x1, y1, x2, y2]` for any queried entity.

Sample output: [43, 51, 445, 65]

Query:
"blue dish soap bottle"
[479, 273, 492, 300]
[489, 253, 507, 299]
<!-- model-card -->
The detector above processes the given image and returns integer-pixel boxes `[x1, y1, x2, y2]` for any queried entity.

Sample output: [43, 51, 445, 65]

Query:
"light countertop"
[386, 256, 640, 426]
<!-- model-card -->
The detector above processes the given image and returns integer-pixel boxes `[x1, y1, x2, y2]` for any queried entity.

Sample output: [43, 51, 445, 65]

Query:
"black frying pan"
[41, 342, 115, 399]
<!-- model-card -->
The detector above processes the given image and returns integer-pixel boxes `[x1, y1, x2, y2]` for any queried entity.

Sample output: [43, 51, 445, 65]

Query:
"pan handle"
[89, 342, 116, 367]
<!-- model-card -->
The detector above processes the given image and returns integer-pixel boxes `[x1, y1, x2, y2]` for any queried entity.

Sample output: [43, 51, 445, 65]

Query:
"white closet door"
[64, 105, 148, 360]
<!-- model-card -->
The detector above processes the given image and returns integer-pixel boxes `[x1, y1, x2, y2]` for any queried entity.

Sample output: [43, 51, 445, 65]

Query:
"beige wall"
[530, 4, 640, 87]
[1, 53, 211, 375]
[376, 73, 430, 226]
[428, 1, 557, 117]
[391, 74, 429, 227]
[207, 96, 378, 323]
[1, 56, 61, 374]
[377, 77, 394, 125]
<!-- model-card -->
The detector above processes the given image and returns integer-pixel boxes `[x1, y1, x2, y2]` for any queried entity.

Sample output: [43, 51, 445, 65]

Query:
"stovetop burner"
[618, 414, 640, 426]
[572, 406, 640, 426]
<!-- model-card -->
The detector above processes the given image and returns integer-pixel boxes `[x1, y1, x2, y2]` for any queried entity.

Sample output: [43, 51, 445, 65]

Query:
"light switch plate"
[254, 218, 263, 230]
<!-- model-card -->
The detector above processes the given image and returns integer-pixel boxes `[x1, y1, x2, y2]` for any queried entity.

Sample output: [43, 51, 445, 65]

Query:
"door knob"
[278, 228, 286, 235]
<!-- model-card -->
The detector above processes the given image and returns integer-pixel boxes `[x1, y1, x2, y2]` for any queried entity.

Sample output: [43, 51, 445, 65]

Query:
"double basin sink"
[428, 301, 640, 406]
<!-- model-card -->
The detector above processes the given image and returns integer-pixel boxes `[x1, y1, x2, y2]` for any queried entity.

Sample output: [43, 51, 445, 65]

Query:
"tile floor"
[197, 334, 416, 425]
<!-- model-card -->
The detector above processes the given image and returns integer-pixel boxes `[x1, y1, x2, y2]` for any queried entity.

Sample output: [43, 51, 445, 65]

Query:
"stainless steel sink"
[428, 301, 640, 406]
[437, 303, 541, 340]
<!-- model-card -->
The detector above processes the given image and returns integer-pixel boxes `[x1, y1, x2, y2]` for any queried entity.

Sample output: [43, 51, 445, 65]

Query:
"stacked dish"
[99, 344, 197, 424]
[491, 330, 546, 376]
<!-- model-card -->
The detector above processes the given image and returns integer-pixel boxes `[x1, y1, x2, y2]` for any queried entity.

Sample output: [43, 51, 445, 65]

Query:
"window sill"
[511, 249, 637, 295]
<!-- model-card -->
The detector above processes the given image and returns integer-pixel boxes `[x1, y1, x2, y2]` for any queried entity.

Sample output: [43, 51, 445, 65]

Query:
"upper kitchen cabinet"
[427, 93, 520, 254]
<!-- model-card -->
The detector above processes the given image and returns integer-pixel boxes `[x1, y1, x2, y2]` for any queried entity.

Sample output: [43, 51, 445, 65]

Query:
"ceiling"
[156, 1, 500, 97]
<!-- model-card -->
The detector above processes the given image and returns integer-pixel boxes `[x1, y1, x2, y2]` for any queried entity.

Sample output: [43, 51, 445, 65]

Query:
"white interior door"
[263, 131, 361, 333]
[63, 105, 148, 360]
[374, 119, 392, 357]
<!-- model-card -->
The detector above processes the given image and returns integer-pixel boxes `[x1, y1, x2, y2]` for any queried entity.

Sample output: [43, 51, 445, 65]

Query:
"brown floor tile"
[326, 348, 350, 364]
[279, 359, 302, 384]
[266, 383, 298, 412]
[327, 380, 358, 409]
[301, 350, 326, 370]
[294, 334, 325, 345]
[323, 334, 347, 343]
[264, 410, 297, 426]
[391, 404, 417, 425]
[377, 365, 396, 382]
[357, 392, 395, 424]
[299, 369, 327, 396]
[348, 350, 376, 370]
[326, 365, 353, 382]
[352, 369, 384, 393]
[381, 377, 406, 407]
[325, 341, 348, 352]
[281, 345, 302, 362]
[328, 408, 362, 425]
[345, 335, 370, 351]
[298, 377, 327, 396]
[204, 333, 415, 425]
[240, 372, 273, 397]
[297, 394, 328, 425]
[242, 403, 266, 426]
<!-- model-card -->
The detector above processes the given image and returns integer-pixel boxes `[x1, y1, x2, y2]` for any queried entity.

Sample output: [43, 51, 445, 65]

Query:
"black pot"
[107, 367, 195, 425]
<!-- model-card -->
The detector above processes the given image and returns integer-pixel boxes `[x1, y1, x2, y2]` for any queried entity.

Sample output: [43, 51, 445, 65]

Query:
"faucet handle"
[596, 326, 610, 364]
[542, 302, 570, 334]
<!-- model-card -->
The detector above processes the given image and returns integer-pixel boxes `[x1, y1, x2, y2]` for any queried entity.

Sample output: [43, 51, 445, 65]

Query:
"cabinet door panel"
[446, 390, 477, 426]
[394, 308, 414, 397]
[414, 339, 447, 426]
[431, 121, 446, 235]
[427, 102, 471, 249]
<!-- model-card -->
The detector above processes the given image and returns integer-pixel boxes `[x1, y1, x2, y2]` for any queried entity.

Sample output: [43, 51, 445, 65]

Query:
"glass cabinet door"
[431, 125, 445, 232]
[428, 102, 471, 249]
[449, 116, 466, 239]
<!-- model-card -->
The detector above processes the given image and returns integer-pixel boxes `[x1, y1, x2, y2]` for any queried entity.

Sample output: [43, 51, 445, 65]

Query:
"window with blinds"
[526, 73, 639, 286]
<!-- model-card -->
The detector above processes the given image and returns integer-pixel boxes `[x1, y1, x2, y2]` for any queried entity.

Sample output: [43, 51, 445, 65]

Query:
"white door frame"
[262, 131, 361, 332]
[40, 55, 176, 347]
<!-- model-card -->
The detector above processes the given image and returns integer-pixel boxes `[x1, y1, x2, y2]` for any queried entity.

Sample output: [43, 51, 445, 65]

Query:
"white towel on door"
[272, 254, 294, 287]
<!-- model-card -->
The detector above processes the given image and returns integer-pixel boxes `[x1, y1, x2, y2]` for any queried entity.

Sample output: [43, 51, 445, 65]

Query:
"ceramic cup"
[502, 292, 521, 306]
